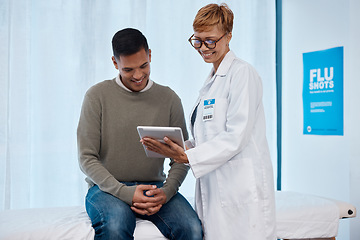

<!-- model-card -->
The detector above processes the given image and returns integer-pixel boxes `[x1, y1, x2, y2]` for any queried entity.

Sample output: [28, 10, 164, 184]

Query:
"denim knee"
[181, 217, 204, 240]
[157, 193, 203, 240]
[86, 186, 136, 240]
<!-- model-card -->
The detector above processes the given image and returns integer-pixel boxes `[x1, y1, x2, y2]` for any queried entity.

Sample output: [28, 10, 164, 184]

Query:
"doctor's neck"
[213, 48, 230, 72]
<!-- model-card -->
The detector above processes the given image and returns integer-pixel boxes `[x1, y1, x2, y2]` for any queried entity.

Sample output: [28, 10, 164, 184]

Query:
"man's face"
[112, 48, 151, 92]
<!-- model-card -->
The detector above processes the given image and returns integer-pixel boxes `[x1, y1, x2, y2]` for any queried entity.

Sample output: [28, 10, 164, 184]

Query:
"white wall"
[282, 0, 360, 239]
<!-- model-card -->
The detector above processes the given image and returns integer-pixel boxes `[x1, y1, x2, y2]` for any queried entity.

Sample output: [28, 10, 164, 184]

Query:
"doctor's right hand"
[141, 137, 189, 164]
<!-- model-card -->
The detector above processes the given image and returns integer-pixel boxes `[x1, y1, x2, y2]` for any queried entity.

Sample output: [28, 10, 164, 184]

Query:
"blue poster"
[303, 46, 343, 135]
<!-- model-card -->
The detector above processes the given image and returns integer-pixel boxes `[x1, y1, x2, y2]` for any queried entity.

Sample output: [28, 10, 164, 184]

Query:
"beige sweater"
[77, 79, 189, 205]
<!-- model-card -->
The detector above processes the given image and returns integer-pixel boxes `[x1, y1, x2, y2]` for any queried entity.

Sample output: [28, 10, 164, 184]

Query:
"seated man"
[77, 28, 203, 240]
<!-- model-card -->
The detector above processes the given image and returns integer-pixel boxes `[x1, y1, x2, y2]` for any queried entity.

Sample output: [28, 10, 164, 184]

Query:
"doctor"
[140, 3, 276, 240]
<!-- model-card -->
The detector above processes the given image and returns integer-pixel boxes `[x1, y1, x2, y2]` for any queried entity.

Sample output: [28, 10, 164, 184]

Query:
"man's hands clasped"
[131, 185, 167, 216]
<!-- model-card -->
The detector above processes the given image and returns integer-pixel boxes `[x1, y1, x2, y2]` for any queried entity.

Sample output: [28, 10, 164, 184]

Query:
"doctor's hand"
[141, 137, 189, 164]
[131, 185, 166, 216]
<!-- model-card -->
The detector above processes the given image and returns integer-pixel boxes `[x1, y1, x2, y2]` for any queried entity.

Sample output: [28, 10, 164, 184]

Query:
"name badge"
[203, 99, 215, 121]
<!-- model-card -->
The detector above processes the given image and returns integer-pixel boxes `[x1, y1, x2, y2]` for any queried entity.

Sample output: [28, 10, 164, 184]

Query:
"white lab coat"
[186, 51, 276, 240]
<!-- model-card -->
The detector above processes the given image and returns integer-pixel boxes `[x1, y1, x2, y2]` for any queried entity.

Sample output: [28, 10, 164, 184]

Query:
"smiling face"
[194, 25, 232, 71]
[112, 48, 151, 92]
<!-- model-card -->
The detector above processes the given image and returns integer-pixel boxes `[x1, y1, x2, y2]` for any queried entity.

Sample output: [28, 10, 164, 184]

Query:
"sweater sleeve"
[161, 92, 190, 202]
[77, 91, 136, 205]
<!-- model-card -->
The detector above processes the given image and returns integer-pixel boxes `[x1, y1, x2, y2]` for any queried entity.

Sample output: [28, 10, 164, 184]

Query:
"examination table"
[0, 191, 356, 240]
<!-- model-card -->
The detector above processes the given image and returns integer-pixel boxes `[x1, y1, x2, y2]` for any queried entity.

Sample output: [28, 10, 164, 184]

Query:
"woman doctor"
[140, 3, 276, 240]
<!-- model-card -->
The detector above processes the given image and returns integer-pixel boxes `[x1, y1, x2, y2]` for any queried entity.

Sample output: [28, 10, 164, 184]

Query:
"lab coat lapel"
[190, 51, 236, 140]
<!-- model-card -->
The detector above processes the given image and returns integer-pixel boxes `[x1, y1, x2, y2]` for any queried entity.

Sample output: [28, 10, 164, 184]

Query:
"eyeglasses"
[188, 33, 227, 49]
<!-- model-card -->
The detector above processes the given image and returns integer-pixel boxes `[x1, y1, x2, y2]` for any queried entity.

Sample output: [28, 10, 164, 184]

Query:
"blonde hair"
[193, 3, 234, 33]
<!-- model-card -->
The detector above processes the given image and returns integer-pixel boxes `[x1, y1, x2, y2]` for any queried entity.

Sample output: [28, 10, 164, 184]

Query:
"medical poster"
[303, 46, 343, 135]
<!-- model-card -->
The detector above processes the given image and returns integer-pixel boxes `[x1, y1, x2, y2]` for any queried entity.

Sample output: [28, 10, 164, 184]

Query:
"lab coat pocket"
[216, 158, 258, 207]
[203, 98, 228, 136]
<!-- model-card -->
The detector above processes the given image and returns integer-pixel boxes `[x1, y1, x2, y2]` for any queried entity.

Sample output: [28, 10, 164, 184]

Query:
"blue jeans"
[85, 182, 203, 240]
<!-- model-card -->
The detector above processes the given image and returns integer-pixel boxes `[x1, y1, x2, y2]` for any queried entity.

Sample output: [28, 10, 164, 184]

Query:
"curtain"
[0, 0, 276, 210]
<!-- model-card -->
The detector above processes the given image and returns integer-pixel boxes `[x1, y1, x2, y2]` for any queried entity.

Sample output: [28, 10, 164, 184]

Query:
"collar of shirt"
[199, 51, 236, 96]
[204, 51, 236, 85]
[115, 74, 153, 92]
[214, 50, 236, 77]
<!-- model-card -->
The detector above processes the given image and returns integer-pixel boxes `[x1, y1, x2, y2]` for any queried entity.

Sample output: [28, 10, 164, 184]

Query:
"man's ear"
[148, 49, 152, 63]
[112, 56, 119, 70]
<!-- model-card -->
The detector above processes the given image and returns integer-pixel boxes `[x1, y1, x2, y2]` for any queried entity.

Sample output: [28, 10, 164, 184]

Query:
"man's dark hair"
[112, 28, 149, 60]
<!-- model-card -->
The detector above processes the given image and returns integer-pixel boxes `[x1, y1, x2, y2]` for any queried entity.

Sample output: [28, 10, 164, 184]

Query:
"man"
[77, 28, 203, 240]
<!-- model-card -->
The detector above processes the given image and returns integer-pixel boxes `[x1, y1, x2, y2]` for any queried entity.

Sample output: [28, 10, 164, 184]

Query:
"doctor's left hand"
[141, 137, 189, 164]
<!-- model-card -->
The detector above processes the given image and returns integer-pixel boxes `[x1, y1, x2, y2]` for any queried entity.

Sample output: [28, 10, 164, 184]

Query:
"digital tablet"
[137, 126, 185, 158]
